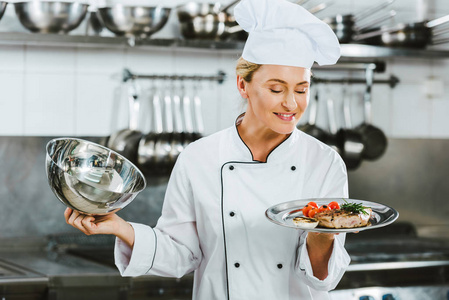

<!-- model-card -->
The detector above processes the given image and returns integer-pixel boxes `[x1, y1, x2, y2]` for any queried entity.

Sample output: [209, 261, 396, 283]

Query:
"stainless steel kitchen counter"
[0, 237, 194, 299]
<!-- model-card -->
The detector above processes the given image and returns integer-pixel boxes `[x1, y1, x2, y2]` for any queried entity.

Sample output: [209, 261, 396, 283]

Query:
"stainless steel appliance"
[331, 223, 449, 300]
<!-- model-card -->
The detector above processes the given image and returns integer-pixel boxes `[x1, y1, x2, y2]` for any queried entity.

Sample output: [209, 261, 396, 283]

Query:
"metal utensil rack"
[122, 62, 399, 88]
[122, 68, 227, 84]
[312, 62, 400, 88]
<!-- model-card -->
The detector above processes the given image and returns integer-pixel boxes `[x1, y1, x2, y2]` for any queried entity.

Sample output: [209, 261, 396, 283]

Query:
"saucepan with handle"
[354, 14, 449, 48]
[177, 0, 240, 40]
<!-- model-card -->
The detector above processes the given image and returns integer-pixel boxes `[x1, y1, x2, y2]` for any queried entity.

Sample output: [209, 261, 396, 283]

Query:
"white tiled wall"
[0, 0, 449, 138]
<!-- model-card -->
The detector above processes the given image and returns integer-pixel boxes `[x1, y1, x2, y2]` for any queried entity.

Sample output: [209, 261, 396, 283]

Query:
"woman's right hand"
[64, 208, 135, 248]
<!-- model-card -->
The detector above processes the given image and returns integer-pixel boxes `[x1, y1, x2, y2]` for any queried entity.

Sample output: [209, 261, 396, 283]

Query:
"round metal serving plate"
[265, 198, 399, 233]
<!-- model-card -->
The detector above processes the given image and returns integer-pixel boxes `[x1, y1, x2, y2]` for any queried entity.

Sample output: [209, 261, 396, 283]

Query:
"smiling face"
[237, 64, 311, 135]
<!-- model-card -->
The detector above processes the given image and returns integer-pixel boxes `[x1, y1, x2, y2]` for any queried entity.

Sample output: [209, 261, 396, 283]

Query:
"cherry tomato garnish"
[302, 204, 313, 217]
[328, 201, 340, 210]
[318, 205, 331, 213]
[307, 201, 318, 208]
[308, 208, 319, 218]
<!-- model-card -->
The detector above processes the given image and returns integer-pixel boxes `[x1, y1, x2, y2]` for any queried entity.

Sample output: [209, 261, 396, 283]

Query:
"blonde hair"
[235, 57, 262, 82]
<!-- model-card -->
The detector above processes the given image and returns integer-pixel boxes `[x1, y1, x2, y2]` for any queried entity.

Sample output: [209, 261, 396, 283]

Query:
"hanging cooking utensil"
[107, 82, 142, 164]
[336, 84, 365, 170]
[325, 92, 342, 155]
[153, 81, 174, 173]
[192, 79, 205, 139]
[355, 67, 387, 161]
[137, 84, 164, 175]
[297, 87, 328, 143]
[168, 81, 185, 167]
[181, 83, 196, 148]
[354, 14, 449, 48]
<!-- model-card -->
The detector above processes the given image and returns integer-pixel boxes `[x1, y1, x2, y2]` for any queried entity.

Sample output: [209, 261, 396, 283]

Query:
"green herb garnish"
[340, 199, 369, 215]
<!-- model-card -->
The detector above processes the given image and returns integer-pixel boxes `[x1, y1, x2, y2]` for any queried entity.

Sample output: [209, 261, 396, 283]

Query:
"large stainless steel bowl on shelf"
[98, 5, 171, 38]
[0, 2, 7, 21]
[46, 138, 146, 215]
[14, 1, 88, 34]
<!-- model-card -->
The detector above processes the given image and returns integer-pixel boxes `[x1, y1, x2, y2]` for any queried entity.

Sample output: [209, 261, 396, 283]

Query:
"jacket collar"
[230, 113, 301, 164]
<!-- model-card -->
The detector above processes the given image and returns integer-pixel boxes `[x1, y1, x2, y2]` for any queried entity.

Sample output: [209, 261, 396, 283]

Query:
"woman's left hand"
[306, 232, 337, 280]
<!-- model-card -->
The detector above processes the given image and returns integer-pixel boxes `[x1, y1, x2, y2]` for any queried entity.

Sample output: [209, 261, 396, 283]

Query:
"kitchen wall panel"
[0, 73, 24, 135]
[0, 44, 25, 71]
[23, 73, 76, 135]
[430, 99, 449, 137]
[25, 46, 76, 73]
[390, 82, 432, 137]
[75, 74, 122, 136]
[77, 47, 125, 74]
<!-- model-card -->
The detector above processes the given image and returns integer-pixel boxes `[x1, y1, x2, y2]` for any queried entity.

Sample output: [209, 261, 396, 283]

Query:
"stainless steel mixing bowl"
[14, 1, 88, 34]
[98, 5, 171, 38]
[0, 2, 7, 21]
[46, 138, 146, 215]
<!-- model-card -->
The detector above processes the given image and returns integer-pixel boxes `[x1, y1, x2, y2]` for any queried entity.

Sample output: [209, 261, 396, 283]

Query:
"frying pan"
[107, 84, 142, 164]
[297, 89, 328, 143]
[336, 86, 364, 170]
[325, 95, 342, 155]
[355, 68, 387, 161]
[354, 14, 449, 48]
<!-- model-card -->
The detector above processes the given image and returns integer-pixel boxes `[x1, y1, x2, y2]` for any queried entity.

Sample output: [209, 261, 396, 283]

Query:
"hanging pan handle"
[363, 66, 374, 125]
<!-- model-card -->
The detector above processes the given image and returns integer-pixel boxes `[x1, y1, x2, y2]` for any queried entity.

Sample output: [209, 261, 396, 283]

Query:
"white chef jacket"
[115, 116, 351, 300]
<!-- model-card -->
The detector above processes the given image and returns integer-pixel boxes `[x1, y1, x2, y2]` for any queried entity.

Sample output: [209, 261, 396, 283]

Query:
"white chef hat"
[234, 0, 341, 69]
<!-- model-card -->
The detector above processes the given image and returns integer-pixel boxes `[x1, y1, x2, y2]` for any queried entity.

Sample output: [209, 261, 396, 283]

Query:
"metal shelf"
[1, 32, 449, 59]
[340, 44, 449, 60]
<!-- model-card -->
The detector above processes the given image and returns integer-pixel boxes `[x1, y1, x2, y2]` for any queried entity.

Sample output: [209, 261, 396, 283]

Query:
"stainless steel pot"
[322, 0, 396, 43]
[98, 5, 171, 38]
[177, 0, 241, 40]
[354, 14, 449, 48]
[177, 2, 225, 40]
[14, 1, 88, 34]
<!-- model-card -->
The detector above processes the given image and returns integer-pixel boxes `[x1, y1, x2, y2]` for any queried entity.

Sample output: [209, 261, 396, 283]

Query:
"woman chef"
[65, 0, 351, 299]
